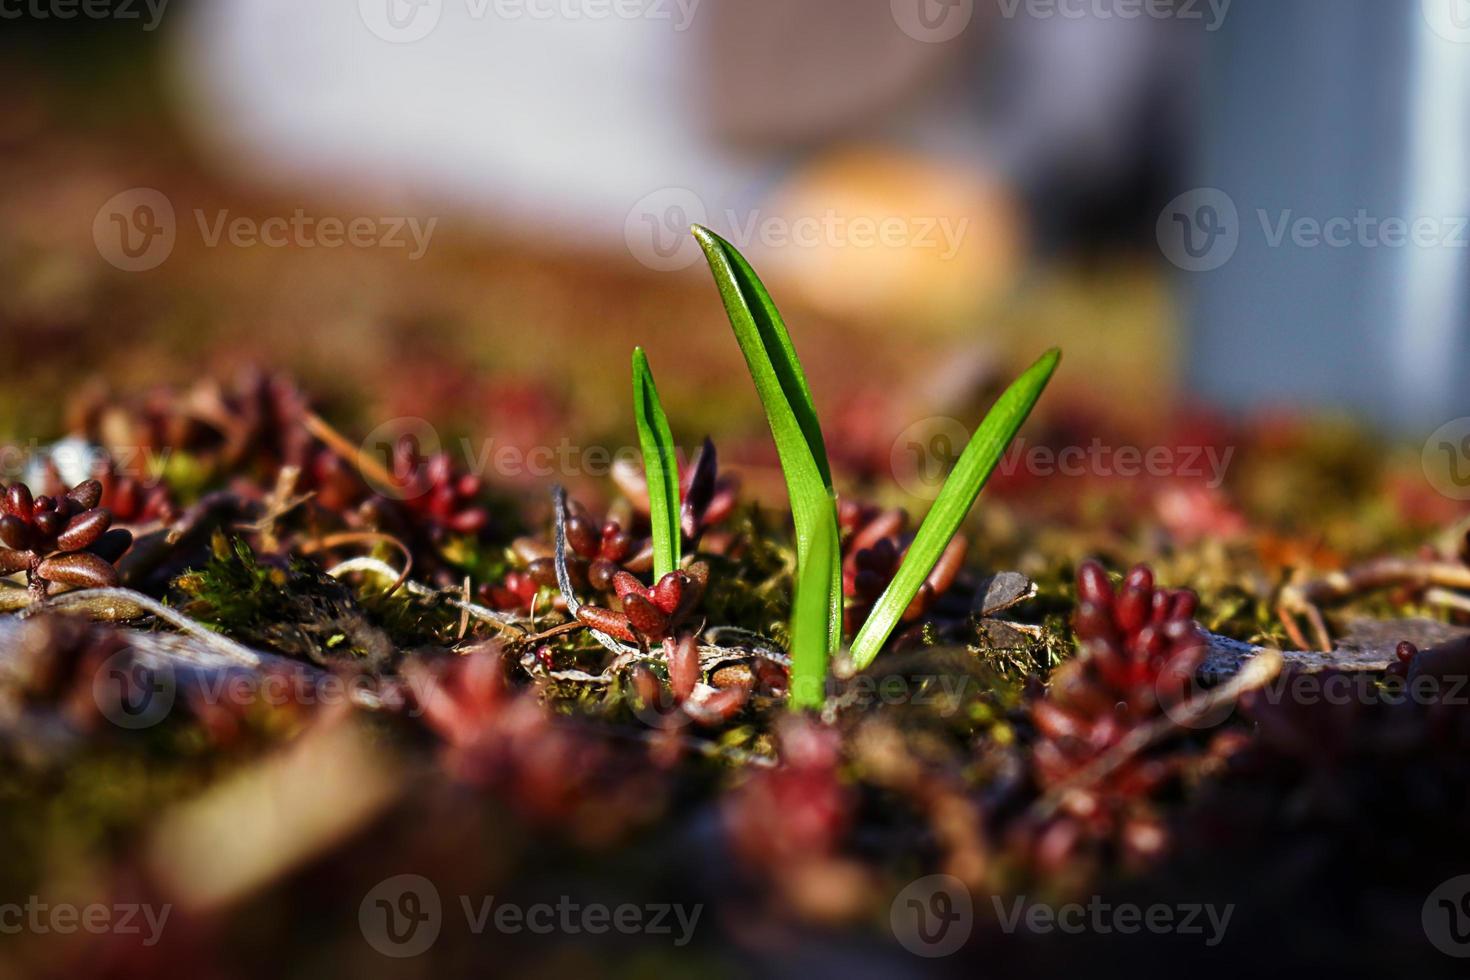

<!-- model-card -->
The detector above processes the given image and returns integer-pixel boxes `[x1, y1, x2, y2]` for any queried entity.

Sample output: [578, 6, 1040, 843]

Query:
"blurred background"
[1, 0, 1466, 472]
[7, 6, 1470, 976]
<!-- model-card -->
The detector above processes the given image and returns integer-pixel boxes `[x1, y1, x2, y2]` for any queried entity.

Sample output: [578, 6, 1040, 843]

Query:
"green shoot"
[631, 347, 681, 578]
[789, 501, 837, 711]
[849, 348, 1062, 670]
[691, 226, 842, 663]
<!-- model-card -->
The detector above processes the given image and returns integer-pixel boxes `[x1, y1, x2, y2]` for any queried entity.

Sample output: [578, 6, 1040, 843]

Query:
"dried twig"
[323, 556, 523, 636]
[302, 411, 400, 494]
[32, 586, 265, 667]
[1278, 558, 1470, 651]
[302, 531, 414, 595]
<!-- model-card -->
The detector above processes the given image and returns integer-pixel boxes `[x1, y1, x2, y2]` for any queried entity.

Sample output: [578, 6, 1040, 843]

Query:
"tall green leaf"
[850, 348, 1062, 669]
[631, 347, 681, 578]
[692, 226, 842, 656]
[789, 503, 836, 711]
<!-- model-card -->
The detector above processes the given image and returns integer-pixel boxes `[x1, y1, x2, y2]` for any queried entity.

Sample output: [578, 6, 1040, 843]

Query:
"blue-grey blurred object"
[1185, 0, 1469, 431]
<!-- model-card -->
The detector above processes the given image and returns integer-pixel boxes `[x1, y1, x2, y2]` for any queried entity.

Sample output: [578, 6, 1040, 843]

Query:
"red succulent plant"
[0, 479, 132, 599]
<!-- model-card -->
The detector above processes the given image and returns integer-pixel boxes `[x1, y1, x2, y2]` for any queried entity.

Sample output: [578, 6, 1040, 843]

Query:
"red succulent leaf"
[667, 635, 699, 703]
[37, 552, 119, 590]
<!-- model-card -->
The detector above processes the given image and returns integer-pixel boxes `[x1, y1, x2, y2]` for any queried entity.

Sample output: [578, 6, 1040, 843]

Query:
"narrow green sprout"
[692, 226, 842, 662]
[849, 347, 1062, 669]
[631, 347, 681, 578]
[788, 501, 837, 711]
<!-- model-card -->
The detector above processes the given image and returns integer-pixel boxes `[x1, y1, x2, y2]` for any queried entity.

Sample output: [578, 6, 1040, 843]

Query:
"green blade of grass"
[789, 503, 836, 711]
[692, 226, 842, 657]
[849, 347, 1061, 670]
[631, 347, 681, 578]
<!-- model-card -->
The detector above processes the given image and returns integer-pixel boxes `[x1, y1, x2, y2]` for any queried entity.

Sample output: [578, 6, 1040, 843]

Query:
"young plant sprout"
[631, 347, 681, 579]
[847, 348, 1059, 668]
[693, 226, 843, 673]
[692, 224, 1059, 702]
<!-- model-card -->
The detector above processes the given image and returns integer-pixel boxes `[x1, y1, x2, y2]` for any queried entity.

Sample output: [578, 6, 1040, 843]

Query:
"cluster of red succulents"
[407, 648, 664, 843]
[69, 371, 508, 583]
[611, 437, 740, 551]
[356, 434, 493, 544]
[0, 479, 131, 598]
[1026, 561, 1208, 867]
[555, 497, 651, 591]
[37, 457, 176, 527]
[839, 500, 967, 634]
[477, 566, 542, 612]
[724, 718, 854, 899]
[576, 563, 709, 645]
[482, 442, 739, 616]
[478, 506, 640, 613]
[69, 369, 314, 477]
[624, 636, 781, 729]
